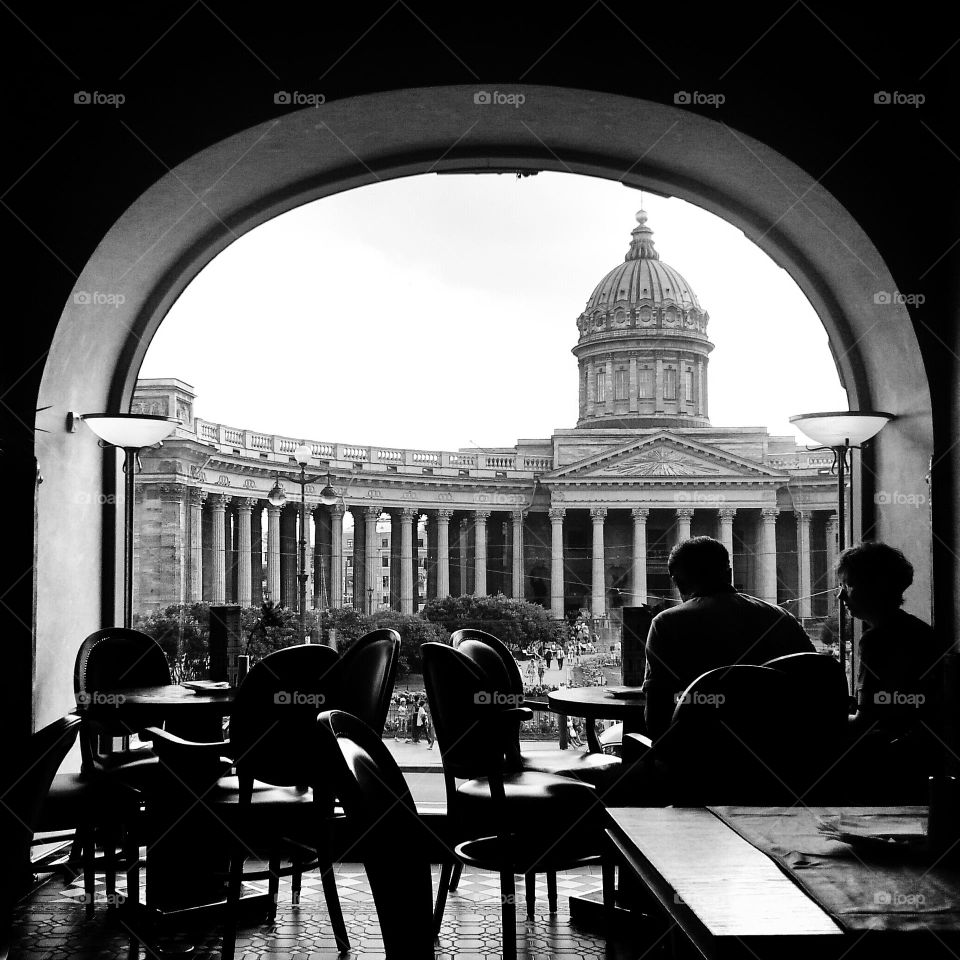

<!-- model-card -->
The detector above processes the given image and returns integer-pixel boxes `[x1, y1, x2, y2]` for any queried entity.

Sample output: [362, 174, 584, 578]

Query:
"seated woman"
[839, 541, 944, 796]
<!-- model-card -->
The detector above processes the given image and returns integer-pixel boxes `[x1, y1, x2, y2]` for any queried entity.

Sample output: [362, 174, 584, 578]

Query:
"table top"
[547, 685, 645, 719]
[606, 806, 844, 951]
[79, 682, 235, 713]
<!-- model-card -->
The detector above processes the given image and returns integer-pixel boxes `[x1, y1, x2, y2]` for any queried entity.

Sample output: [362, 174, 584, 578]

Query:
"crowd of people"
[391, 694, 434, 747]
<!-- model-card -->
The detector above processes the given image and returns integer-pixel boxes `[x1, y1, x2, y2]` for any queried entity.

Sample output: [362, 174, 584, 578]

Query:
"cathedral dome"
[584, 210, 702, 313]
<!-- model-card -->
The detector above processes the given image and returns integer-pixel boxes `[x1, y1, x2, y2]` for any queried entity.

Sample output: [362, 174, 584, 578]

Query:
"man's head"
[667, 537, 732, 598]
[836, 541, 913, 621]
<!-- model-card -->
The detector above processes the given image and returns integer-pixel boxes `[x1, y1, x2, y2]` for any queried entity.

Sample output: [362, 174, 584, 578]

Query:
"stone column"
[412, 516, 422, 611]
[236, 498, 254, 608]
[549, 507, 565, 618]
[675, 507, 694, 543]
[226, 502, 237, 603]
[628, 357, 639, 413]
[280, 505, 298, 608]
[718, 507, 736, 561]
[605, 360, 614, 414]
[251, 501, 263, 604]
[365, 507, 380, 613]
[313, 505, 332, 609]
[590, 507, 607, 617]
[474, 510, 490, 596]
[795, 510, 812, 619]
[512, 510, 525, 599]
[189, 488, 206, 602]
[585, 359, 595, 416]
[329, 504, 345, 607]
[210, 494, 228, 605]
[458, 517, 470, 595]
[400, 508, 416, 614]
[825, 511, 839, 613]
[436, 509, 452, 598]
[266, 503, 281, 604]
[389, 510, 402, 610]
[759, 507, 779, 605]
[352, 507, 365, 610]
[631, 507, 649, 605]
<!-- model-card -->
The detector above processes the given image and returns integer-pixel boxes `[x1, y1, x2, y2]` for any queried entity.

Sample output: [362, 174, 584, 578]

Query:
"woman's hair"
[836, 541, 914, 605]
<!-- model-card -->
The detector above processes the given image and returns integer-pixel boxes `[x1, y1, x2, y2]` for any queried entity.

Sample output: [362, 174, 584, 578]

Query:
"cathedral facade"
[132, 211, 839, 625]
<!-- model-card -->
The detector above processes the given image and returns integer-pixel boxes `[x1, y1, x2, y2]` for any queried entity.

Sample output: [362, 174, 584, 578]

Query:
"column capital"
[210, 493, 230, 510]
[761, 507, 780, 520]
[512, 509, 526, 523]
[718, 507, 737, 521]
[474, 510, 491, 522]
[436, 508, 454, 522]
[364, 505, 381, 521]
[794, 509, 811, 524]
[330, 502, 346, 518]
[631, 507, 650, 521]
[236, 497, 256, 512]
[675, 507, 695, 520]
[189, 487, 207, 506]
[266, 501, 283, 516]
[548, 507, 566, 521]
[401, 507, 419, 522]
[590, 507, 607, 521]
[825, 511, 839, 526]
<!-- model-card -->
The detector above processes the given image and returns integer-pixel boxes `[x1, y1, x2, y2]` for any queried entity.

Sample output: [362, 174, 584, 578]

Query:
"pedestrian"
[557, 645, 565, 669]
[418, 699, 434, 748]
[395, 697, 408, 742]
[538, 660, 546, 684]
[545, 645, 553, 670]
[567, 716, 582, 747]
[411, 696, 422, 743]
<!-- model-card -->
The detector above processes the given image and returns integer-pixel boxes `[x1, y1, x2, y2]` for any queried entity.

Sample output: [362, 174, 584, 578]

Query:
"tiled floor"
[11, 855, 652, 958]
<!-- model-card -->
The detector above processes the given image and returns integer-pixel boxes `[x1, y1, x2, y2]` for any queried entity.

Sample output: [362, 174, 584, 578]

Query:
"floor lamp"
[80, 413, 181, 628]
[789, 411, 894, 695]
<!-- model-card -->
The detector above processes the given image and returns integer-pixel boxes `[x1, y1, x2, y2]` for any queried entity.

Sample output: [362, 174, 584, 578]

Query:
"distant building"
[133, 210, 837, 622]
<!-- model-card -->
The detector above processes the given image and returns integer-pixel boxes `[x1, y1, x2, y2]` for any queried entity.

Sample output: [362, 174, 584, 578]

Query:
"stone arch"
[33, 84, 931, 724]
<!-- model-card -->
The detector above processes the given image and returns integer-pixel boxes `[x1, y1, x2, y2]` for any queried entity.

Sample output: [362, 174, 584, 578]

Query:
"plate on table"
[181, 680, 233, 695]
[816, 815, 927, 854]
[604, 685, 645, 699]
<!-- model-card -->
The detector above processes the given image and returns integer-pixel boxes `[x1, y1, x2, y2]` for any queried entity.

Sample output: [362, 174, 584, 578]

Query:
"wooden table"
[605, 806, 960, 959]
[547, 686, 646, 754]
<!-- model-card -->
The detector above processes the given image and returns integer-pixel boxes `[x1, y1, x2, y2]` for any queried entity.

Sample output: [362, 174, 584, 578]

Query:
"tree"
[363, 610, 450, 675]
[420, 593, 561, 652]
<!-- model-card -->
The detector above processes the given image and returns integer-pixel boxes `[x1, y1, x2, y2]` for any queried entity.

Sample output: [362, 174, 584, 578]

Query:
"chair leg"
[524, 871, 536, 919]
[82, 825, 95, 918]
[449, 860, 463, 891]
[547, 869, 558, 914]
[291, 861, 302, 906]
[124, 827, 140, 908]
[500, 868, 517, 960]
[222, 848, 244, 960]
[267, 855, 281, 923]
[434, 860, 453, 935]
[104, 826, 118, 908]
[319, 858, 350, 954]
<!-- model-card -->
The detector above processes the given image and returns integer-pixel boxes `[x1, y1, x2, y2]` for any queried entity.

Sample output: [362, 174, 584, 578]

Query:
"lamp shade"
[267, 479, 286, 507]
[317, 481, 338, 506]
[294, 443, 312, 465]
[789, 411, 894, 448]
[81, 414, 180, 448]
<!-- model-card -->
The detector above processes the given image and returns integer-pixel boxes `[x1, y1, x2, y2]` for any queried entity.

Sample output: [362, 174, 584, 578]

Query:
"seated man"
[641, 536, 815, 741]
[840, 541, 943, 777]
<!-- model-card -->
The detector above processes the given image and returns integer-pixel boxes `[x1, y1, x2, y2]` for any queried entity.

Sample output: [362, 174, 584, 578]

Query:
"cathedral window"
[596, 367, 606, 402]
[638, 367, 653, 398]
[664, 367, 677, 400]
[685, 368, 694, 401]
[614, 367, 628, 400]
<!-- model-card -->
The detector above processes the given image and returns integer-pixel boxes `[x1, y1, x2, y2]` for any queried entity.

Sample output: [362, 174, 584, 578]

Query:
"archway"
[33, 85, 932, 726]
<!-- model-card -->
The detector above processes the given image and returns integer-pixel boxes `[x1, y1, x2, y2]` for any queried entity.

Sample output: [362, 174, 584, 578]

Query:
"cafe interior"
[3, 4, 960, 958]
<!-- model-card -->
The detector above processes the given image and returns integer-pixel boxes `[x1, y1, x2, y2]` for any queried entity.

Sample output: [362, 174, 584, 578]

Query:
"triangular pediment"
[543, 433, 788, 482]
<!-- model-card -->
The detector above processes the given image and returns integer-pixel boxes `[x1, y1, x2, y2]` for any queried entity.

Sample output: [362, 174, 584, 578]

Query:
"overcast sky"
[139, 171, 847, 451]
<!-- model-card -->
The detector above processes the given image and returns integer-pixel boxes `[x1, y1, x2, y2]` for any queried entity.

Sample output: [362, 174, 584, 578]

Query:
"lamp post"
[266, 444, 337, 643]
[80, 413, 180, 628]
[789, 410, 894, 695]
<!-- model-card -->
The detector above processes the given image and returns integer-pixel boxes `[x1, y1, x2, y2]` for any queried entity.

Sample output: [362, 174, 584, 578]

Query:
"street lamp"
[267, 444, 338, 642]
[789, 410, 894, 694]
[80, 413, 180, 628]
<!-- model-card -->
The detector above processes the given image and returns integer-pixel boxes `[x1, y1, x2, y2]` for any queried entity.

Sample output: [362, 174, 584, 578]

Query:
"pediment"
[543, 433, 787, 482]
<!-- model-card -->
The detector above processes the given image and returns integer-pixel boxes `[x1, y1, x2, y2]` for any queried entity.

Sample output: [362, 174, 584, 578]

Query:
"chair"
[422, 641, 608, 960]
[148, 631, 400, 959]
[316, 709, 435, 960]
[69, 628, 172, 910]
[1, 715, 81, 960]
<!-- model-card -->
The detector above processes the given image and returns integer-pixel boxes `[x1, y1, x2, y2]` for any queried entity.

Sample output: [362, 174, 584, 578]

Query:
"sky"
[139, 171, 847, 451]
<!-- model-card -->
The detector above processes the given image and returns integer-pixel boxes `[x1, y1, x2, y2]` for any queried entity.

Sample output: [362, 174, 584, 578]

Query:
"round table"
[547, 686, 646, 753]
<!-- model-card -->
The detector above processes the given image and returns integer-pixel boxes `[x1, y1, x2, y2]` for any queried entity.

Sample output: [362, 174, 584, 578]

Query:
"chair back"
[1, 715, 81, 959]
[74, 628, 171, 770]
[764, 651, 849, 734]
[317, 710, 434, 959]
[332, 629, 400, 732]
[658, 664, 805, 804]
[452, 628, 523, 697]
[422, 642, 509, 782]
[230, 643, 340, 787]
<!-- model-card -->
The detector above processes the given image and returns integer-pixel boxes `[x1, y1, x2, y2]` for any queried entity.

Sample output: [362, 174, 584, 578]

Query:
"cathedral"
[133, 210, 839, 626]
